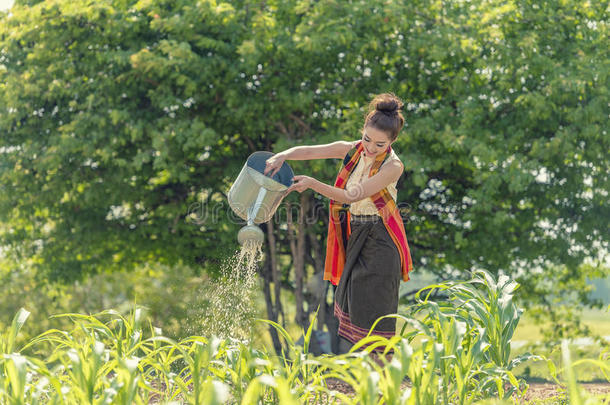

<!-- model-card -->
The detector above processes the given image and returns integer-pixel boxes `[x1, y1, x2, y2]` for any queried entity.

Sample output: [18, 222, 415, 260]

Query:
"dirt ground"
[523, 382, 610, 401]
[324, 378, 610, 402]
[148, 378, 610, 403]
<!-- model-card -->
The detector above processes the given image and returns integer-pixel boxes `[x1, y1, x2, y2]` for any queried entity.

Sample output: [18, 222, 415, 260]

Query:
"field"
[2, 270, 609, 404]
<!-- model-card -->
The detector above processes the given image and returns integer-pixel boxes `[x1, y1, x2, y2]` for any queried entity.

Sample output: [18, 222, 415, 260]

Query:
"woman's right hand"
[264, 153, 286, 177]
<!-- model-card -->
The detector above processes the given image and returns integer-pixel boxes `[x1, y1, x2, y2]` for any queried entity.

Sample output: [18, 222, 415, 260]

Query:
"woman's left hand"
[287, 175, 314, 193]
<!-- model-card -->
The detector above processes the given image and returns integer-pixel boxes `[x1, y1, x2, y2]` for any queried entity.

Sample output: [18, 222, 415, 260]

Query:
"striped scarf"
[324, 141, 413, 285]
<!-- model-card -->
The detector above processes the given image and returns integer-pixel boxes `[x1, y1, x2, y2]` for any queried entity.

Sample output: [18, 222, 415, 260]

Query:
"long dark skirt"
[334, 215, 401, 350]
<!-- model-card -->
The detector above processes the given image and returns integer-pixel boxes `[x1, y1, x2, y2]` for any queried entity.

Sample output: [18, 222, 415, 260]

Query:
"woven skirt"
[334, 214, 401, 348]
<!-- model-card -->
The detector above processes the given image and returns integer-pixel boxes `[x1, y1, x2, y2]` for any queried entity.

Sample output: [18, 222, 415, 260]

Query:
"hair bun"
[375, 97, 403, 116]
[364, 93, 405, 141]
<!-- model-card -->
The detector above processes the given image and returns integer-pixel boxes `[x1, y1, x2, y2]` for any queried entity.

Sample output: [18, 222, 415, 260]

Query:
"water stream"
[187, 239, 264, 342]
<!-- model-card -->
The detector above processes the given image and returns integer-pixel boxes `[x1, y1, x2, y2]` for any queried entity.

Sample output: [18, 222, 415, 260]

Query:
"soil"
[147, 377, 610, 403]
[523, 382, 610, 401]
[323, 378, 610, 402]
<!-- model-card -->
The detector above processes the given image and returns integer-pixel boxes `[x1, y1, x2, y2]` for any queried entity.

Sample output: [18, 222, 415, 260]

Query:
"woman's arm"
[281, 140, 357, 160]
[289, 159, 404, 203]
[264, 140, 357, 176]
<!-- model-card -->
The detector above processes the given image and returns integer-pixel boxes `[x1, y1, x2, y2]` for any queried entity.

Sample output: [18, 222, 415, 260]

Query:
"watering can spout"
[228, 151, 294, 245]
[237, 225, 265, 245]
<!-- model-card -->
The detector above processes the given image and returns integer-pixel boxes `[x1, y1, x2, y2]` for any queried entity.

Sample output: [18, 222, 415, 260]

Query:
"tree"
[0, 0, 249, 281]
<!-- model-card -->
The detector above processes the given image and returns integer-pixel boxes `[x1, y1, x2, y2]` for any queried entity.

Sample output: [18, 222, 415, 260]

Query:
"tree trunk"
[286, 194, 309, 328]
[261, 254, 282, 352]
[307, 225, 327, 329]
[263, 220, 284, 352]
[268, 220, 284, 322]
[297, 193, 309, 323]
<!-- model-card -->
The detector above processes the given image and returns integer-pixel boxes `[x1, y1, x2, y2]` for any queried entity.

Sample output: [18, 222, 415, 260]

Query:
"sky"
[0, 0, 14, 11]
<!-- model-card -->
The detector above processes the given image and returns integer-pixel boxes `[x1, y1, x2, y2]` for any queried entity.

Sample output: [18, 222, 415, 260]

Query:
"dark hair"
[363, 93, 405, 141]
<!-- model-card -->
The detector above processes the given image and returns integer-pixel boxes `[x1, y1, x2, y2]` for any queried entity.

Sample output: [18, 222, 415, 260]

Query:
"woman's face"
[361, 126, 393, 158]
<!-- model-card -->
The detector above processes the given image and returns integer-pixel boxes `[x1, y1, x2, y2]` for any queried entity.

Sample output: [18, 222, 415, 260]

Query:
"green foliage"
[1, 0, 607, 280]
[0, 0, 248, 281]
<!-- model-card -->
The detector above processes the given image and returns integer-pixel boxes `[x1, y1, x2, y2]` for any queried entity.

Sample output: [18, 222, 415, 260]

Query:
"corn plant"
[375, 337, 412, 404]
[22, 310, 149, 403]
[258, 312, 340, 404]
[404, 269, 542, 402]
[1, 308, 64, 405]
[210, 339, 272, 401]
[1, 308, 30, 404]
[1, 308, 30, 355]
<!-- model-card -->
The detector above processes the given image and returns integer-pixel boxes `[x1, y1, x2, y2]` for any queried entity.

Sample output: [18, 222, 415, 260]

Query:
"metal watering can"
[228, 151, 294, 245]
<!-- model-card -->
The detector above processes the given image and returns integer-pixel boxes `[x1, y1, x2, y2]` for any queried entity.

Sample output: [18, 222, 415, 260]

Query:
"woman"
[264, 93, 413, 354]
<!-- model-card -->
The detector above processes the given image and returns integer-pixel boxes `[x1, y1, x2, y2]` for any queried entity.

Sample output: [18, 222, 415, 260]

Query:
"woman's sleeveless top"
[345, 149, 401, 216]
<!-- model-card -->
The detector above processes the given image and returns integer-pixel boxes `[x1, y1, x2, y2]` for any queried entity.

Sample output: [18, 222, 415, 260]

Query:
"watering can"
[228, 151, 294, 245]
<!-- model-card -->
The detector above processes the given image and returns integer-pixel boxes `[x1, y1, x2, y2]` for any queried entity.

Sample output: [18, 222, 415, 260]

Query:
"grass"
[509, 309, 610, 383]
[512, 309, 610, 343]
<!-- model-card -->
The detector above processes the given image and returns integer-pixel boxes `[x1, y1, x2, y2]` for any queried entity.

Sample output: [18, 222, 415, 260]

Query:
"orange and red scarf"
[324, 141, 413, 285]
